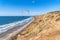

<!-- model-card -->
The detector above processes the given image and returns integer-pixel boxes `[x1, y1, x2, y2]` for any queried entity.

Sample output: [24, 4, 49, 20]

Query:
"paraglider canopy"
[22, 10, 30, 14]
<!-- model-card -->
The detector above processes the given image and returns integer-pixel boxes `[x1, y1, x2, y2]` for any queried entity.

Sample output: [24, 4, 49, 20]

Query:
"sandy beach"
[13, 11, 60, 40]
[0, 17, 34, 40]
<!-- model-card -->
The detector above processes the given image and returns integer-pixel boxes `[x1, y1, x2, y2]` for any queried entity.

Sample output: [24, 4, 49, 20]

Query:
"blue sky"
[0, 0, 60, 16]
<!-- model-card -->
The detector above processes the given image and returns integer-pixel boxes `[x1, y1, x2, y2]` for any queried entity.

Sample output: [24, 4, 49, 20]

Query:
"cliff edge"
[12, 11, 60, 40]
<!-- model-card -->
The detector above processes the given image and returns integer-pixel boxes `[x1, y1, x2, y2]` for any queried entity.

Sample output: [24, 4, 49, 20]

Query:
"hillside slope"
[14, 11, 60, 40]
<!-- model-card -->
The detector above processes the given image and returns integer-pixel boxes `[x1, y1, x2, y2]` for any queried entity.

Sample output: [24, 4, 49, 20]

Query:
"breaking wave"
[0, 17, 34, 34]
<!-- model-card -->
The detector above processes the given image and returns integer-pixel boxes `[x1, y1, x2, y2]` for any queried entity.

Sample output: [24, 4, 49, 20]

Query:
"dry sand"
[12, 11, 60, 40]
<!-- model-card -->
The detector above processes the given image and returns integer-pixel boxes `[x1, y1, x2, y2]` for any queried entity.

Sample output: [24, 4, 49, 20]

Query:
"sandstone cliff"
[12, 11, 60, 40]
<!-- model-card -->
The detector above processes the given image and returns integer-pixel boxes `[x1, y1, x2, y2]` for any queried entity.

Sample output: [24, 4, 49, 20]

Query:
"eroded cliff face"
[16, 11, 60, 40]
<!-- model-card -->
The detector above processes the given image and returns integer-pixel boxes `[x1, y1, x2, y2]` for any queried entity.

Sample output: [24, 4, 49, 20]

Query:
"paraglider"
[32, 0, 35, 4]
[22, 9, 30, 14]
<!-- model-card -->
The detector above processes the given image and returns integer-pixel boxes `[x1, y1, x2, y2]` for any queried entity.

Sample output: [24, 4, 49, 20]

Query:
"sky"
[0, 0, 60, 16]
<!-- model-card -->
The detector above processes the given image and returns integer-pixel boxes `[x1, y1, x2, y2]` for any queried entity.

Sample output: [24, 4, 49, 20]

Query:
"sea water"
[0, 16, 30, 26]
[0, 16, 34, 34]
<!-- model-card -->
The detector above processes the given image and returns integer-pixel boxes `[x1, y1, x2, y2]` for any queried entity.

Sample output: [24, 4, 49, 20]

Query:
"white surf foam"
[0, 17, 34, 34]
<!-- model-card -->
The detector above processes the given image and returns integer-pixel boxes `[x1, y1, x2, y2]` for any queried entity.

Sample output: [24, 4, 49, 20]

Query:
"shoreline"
[0, 17, 34, 40]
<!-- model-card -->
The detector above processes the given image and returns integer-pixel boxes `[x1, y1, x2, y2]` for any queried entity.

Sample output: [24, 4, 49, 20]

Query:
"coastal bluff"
[12, 11, 60, 40]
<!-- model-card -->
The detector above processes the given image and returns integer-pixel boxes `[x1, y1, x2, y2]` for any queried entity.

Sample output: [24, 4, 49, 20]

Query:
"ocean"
[0, 16, 30, 26]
